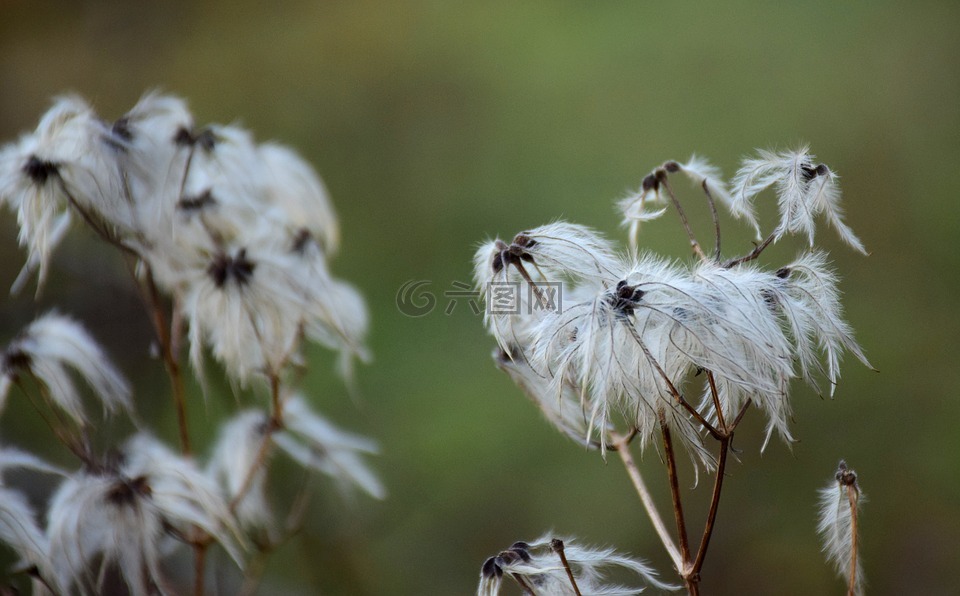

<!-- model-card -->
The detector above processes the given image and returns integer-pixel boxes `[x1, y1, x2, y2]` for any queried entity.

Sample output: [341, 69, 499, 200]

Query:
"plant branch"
[846, 483, 859, 596]
[705, 371, 727, 434]
[143, 268, 191, 455]
[701, 180, 722, 261]
[551, 539, 582, 596]
[659, 411, 691, 573]
[629, 330, 721, 440]
[193, 544, 206, 596]
[692, 436, 730, 575]
[611, 429, 682, 570]
[722, 232, 776, 268]
[658, 172, 707, 262]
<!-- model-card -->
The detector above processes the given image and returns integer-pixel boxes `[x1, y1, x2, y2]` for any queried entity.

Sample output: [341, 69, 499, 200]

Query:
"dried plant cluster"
[474, 150, 869, 594]
[0, 93, 382, 594]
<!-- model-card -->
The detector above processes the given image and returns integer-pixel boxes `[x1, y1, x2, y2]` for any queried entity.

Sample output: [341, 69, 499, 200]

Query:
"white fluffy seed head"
[275, 395, 385, 500]
[46, 434, 245, 594]
[478, 534, 677, 595]
[817, 461, 864, 595]
[730, 147, 866, 253]
[1, 312, 133, 426]
[206, 409, 274, 531]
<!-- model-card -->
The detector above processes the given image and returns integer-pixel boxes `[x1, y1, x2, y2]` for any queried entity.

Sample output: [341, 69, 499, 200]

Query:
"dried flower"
[47, 434, 244, 595]
[730, 147, 866, 253]
[619, 156, 760, 249]
[0, 449, 66, 588]
[817, 460, 864, 595]
[274, 395, 385, 500]
[478, 535, 676, 595]
[207, 410, 274, 531]
[0, 312, 132, 426]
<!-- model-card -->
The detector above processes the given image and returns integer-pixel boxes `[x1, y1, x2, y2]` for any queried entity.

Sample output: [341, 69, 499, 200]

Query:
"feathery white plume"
[0, 312, 132, 425]
[275, 395, 385, 500]
[494, 347, 602, 447]
[478, 535, 677, 595]
[817, 460, 864, 596]
[47, 434, 244, 595]
[730, 147, 866, 253]
[0, 449, 66, 588]
[207, 409, 274, 531]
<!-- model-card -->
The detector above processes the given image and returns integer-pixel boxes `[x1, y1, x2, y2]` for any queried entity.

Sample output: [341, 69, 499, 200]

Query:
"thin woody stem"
[551, 539, 582, 596]
[723, 232, 776, 268]
[692, 436, 730, 575]
[143, 268, 191, 455]
[659, 411, 691, 573]
[706, 370, 727, 433]
[701, 180, 722, 261]
[193, 546, 206, 596]
[730, 399, 752, 432]
[659, 171, 707, 262]
[513, 575, 536, 595]
[230, 376, 285, 515]
[629, 328, 722, 440]
[22, 382, 91, 465]
[58, 181, 139, 258]
[612, 430, 682, 570]
[846, 484, 859, 596]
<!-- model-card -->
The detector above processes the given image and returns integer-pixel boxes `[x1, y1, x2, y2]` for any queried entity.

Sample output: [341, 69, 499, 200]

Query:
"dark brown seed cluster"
[481, 541, 533, 579]
[491, 234, 538, 273]
[22, 155, 59, 185]
[609, 280, 645, 317]
[208, 249, 256, 288]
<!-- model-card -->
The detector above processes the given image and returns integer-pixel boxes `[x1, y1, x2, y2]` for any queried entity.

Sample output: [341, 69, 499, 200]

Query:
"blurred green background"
[1, 1, 958, 594]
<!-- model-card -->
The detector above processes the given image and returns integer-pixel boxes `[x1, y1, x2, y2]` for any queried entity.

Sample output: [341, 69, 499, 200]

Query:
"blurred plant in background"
[473, 149, 869, 594]
[0, 92, 382, 594]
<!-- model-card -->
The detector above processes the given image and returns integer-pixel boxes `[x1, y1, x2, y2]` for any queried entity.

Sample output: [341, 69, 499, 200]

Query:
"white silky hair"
[479, 209, 869, 465]
[494, 347, 600, 447]
[730, 146, 866, 253]
[206, 410, 274, 532]
[1, 92, 367, 389]
[274, 395, 386, 500]
[817, 465, 864, 596]
[46, 433, 245, 596]
[0, 449, 67, 590]
[0, 312, 132, 426]
[477, 534, 678, 595]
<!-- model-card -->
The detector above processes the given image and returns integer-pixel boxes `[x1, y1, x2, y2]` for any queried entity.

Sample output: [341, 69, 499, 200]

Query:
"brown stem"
[143, 269, 191, 455]
[692, 437, 730, 575]
[730, 399, 752, 432]
[659, 411, 691, 571]
[193, 544, 206, 596]
[58, 181, 139, 258]
[231, 376, 285, 514]
[513, 575, 536, 595]
[659, 172, 707, 262]
[706, 371, 727, 434]
[551, 539, 582, 596]
[612, 429, 682, 569]
[24, 381, 92, 466]
[846, 484, 859, 596]
[722, 232, 776, 268]
[229, 420, 278, 515]
[628, 329, 721, 440]
[240, 474, 314, 596]
[701, 180, 721, 261]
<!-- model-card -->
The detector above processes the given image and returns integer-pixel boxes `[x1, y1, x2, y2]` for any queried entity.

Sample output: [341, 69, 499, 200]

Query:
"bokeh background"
[1, 1, 957, 594]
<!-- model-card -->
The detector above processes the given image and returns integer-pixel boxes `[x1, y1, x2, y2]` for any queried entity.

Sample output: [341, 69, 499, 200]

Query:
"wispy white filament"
[817, 462, 864, 595]
[478, 534, 677, 595]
